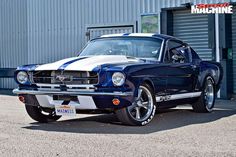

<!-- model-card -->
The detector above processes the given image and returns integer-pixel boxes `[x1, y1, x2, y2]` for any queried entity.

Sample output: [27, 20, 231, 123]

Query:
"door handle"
[191, 65, 197, 69]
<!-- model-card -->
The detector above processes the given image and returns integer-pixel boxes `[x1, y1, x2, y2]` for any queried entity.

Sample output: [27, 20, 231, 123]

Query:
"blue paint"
[17, 64, 39, 71]
[123, 33, 130, 36]
[58, 57, 87, 70]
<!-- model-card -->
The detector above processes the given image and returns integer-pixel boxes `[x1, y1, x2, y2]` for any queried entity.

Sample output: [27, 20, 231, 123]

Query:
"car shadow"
[22, 103, 236, 134]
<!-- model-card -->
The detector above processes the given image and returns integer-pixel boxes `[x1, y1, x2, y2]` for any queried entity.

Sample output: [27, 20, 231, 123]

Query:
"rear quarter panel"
[199, 61, 223, 92]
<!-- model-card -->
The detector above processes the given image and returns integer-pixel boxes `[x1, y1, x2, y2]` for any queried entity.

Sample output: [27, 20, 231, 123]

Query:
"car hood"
[32, 55, 157, 71]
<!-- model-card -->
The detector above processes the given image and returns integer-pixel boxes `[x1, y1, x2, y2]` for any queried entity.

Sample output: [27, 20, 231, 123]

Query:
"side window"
[164, 40, 191, 63]
[190, 47, 200, 60]
[164, 40, 182, 63]
[178, 44, 192, 63]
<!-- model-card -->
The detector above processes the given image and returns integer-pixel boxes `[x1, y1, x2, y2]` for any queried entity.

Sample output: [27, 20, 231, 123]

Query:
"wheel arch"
[143, 79, 155, 92]
[199, 73, 216, 92]
[198, 61, 222, 93]
[133, 78, 155, 97]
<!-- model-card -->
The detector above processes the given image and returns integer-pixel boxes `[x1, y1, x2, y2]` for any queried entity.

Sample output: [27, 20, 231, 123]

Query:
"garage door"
[232, 7, 236, 94]
[87, 25, 134, 40]
[173, 10, 212, 61]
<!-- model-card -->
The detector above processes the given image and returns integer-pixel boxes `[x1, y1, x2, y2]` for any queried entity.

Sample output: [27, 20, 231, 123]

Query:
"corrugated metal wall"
[232, 7, 236, 94]
[173, 10, 212, 60]
[0, 0, 27, 88]
[0, 0, 233, 88]
[88, 26, 134, 40]
[26, 0, 229, 64]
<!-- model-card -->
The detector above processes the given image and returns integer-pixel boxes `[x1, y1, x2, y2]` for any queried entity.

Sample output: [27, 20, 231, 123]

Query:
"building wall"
[0, 0, 27, 88]
[26, 0, 229, 64]
[0, 0, 234, 88]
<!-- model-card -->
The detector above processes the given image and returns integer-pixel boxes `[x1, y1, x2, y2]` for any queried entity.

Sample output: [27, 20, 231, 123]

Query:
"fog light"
[18, 96, 25, 103]
[112, 98, 120, 106]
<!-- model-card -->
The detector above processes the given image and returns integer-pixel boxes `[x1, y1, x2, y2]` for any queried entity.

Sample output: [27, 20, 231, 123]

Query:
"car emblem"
[56, 75, 70, 82]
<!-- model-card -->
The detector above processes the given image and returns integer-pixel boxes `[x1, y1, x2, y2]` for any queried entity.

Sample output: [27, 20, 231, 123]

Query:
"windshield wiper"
[126, 56, 139, 59]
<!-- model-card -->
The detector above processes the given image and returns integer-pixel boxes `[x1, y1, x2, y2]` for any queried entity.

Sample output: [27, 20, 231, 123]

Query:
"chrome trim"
[204, 79, 214, 109]
[12, 88, 133, 96]
[158, 39, 165, 61]
[66, 84, 95, 88]
[36, 84, 60, 88]
[37, 88, 61, 91]
[36, 88, 95, 92]
[35, 84, 97, 93]
[36, 84, 96, 88]
[32, 70, 99, 85]
[66, 89, 95, 92]
[156, 92, 201, 102]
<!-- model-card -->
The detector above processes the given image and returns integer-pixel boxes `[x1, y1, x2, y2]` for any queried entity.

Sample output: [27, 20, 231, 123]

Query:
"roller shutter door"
[173, 10, 212, 61]
[87, 26, 134, 40]
[232, 7, 236, 94]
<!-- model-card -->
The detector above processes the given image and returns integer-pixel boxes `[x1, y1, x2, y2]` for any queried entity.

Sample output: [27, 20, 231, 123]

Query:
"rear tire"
[115, 83, 156, 126]
[25, 105, 61, 123]
[192, 76, 215, 113]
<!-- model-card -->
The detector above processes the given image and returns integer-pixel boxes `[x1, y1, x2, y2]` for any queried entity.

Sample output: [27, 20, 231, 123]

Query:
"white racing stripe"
[64, 55, 137, 71]
[128, 33, 154, 37]
[156, 92, 201, 102]
[34, 55, 139, 71]
[35, 56, 80, 71]
[101, 34, 125, 37]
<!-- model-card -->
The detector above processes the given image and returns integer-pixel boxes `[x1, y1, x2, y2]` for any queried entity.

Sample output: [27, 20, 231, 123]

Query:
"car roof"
[99, 33, 179, 41]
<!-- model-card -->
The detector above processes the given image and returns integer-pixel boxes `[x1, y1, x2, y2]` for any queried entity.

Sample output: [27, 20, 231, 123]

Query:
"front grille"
[30, 70, 98, 85]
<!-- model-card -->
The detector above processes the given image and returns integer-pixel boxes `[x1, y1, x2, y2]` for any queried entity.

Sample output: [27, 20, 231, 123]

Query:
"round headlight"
[17, 71, 29, 84]
[112, 72, 125, 86]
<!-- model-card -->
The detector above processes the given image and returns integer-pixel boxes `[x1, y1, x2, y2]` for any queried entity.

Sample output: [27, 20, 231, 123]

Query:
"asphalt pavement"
[0, 94, 235, 157]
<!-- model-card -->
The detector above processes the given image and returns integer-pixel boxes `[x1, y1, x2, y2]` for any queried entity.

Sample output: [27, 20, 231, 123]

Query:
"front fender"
[127, 76, 155, 97]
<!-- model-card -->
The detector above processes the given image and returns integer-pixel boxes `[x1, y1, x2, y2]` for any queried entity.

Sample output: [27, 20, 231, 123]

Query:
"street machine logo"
[191, 2, 233, 14]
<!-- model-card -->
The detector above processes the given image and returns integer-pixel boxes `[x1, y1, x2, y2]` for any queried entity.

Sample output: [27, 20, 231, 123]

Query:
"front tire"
[25, 105, 61, 123]
[115, 83, 156, 126]
[192, 76, 216, 113]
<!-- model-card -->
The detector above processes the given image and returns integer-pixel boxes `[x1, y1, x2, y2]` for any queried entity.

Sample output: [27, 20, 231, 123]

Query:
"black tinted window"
[190, 47, 200, 60]
[165, 40, 183, 63]
[168, 41, 182, 50]
[165, 40, 192, 63]
[177, 46, 192, 63]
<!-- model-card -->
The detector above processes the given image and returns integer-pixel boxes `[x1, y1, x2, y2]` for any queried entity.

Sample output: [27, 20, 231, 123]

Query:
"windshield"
[79, 37, 163, 60]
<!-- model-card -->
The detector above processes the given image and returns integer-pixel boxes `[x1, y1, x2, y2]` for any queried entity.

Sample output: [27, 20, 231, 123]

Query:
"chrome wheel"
[192, 76, 215, 113]
[127, 86, 154, 121]
[204, 79, 214, 109]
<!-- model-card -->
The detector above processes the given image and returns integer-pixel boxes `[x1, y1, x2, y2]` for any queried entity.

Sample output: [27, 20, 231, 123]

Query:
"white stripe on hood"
[35, 57, 79, 71]
[65, 55, 138, 71]
[35, 55, 139, 71]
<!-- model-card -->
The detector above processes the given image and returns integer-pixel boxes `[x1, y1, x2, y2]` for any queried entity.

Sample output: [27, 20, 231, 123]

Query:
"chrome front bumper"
[12, 88, 133, 96]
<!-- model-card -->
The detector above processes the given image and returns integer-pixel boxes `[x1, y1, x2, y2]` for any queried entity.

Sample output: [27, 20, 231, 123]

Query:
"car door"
[164, 40, 198, 95]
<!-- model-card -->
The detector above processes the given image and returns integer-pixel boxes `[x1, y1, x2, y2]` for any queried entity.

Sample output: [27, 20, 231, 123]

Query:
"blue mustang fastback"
[13, 33, 223, 126]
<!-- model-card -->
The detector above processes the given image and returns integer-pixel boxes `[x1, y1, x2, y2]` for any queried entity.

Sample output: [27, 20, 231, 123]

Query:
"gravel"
[0, 94, 235, 157]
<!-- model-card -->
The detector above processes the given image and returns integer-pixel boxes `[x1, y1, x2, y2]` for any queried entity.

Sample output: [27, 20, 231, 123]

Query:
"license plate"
[55, 105, 76, 116]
